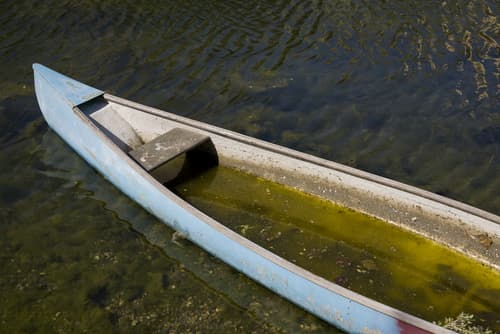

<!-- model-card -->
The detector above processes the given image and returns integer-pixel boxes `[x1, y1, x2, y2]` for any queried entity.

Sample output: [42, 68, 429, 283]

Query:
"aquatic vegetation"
[172, 165, 500, 330]
[437, 313, 493, 334]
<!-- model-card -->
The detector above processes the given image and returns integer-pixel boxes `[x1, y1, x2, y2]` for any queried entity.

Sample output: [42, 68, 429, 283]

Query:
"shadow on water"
[7, 130, 338, 333]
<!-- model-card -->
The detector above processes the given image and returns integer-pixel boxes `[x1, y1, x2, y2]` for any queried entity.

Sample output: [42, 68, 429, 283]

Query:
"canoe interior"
[78, 94, 500, 271]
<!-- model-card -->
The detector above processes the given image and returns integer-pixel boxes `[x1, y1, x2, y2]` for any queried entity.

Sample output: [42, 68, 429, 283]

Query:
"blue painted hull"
[33, 64, 453, 334]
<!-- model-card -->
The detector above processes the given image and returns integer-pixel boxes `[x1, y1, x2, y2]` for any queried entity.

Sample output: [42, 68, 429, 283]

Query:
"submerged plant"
[436, 313, 493, 334]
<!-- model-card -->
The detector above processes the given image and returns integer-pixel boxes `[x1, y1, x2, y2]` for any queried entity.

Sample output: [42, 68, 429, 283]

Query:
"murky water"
[1, 0, 499, 332]
[170, 165, 500, 329]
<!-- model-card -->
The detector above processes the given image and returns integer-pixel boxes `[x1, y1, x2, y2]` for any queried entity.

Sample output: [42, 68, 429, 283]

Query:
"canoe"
[33, 63, 499, 334]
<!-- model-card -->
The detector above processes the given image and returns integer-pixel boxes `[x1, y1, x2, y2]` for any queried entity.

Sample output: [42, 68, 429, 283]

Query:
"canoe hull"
[34, 64, 456, 333]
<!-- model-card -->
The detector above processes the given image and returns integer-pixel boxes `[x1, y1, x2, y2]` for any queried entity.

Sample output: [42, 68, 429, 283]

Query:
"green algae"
[0, 138, 294, 334]
[170, 165, 500, 330]
[0, 182, 290, 334]
[0, 131, 347, 334]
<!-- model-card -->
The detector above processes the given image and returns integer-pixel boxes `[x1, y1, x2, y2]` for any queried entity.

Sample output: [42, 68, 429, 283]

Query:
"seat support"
[129, 127, 210, 172]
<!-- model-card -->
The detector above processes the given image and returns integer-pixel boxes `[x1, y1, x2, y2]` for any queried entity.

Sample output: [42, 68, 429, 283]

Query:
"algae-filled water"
[171, 165, 500, 329]
[1, 0, 499, 332]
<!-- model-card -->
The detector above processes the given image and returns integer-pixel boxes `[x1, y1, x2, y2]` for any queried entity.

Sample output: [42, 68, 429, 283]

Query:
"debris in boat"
[361, 259, 378, 271]
[436, 312, 493, 334]
[355, 267, 367, 274]
[260, 226, 282, 242]
[239, 224, 251, 235]
[334, 275, 349, 287]
[473, 233, 493, 249]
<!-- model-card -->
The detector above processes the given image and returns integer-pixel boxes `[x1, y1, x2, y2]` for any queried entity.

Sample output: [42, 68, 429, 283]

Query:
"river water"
[1, 0, 498, 333]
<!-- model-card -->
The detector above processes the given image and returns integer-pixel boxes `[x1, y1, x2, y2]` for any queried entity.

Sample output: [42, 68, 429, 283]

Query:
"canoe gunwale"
[103, 94, 500, 227]
[104, 93, 500, 270]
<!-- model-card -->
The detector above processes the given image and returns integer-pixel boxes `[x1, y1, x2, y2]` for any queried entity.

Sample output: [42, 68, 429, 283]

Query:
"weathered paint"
[129, 128, 210, 171]
[33, 63, 103, 108]
[108, 94, 500, 269]
[33, 64, 454, 334]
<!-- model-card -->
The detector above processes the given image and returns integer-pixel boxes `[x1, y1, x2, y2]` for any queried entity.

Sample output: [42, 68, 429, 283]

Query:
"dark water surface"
[1, 0, 499, 333]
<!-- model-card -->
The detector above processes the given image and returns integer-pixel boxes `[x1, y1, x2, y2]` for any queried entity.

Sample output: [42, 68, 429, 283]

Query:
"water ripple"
[1, 1, 499, 331]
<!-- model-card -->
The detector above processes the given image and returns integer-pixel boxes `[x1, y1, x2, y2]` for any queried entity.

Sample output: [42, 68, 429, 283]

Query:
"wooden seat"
[129, 128, 210, 172]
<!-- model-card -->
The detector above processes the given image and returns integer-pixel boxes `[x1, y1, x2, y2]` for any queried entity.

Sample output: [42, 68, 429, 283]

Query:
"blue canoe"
[33, 64, 500, 334]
